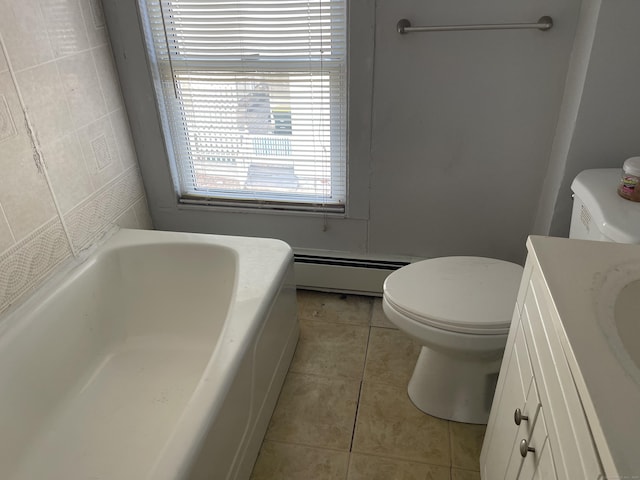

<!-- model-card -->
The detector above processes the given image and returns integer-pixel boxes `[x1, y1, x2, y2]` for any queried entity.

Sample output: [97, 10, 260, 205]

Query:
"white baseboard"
[293, 255, 409, 296]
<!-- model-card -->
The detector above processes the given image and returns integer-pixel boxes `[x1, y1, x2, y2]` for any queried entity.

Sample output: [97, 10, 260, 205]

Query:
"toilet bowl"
[383, 256, 523, 424]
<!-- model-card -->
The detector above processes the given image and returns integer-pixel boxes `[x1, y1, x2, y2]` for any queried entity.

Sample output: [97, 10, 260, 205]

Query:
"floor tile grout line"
[285, 369, 364, 383]
[296, 290, 374, 328]
[348, 323, 372, 454]
[263, 438, 352, 455]
[298, 317, 371, 329]
[293, 290, 373, 464]
[298, 317, 371, 328]
[260, 438, 474, 477]
[346, 449, 454, 470]
[271, 292, 482, 478]
[451, 465, 483, 473]
[448, 419, 454, 469]
[344, 452, 354, 480]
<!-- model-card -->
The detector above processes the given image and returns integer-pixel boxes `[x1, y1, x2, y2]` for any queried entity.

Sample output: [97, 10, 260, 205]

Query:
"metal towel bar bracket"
[397, 16, 553, 34]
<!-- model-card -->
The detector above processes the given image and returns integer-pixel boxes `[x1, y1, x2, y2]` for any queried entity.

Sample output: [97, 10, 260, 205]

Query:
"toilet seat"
[383, 257, 523, 335]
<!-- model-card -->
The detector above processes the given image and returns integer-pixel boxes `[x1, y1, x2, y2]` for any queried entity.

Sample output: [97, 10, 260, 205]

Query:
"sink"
[596, 266, 640, 384]
[614, 279, 640, 370]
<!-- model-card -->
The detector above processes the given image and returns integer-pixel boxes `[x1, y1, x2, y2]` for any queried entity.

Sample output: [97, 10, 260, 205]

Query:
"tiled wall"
[0, 0, 151, 314]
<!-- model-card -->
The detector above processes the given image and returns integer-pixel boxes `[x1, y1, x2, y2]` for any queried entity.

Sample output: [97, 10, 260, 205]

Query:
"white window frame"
[139, 0, 347, 213]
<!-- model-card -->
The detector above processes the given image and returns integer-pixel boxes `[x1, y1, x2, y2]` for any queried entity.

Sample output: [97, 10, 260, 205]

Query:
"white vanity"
[481, 235, 640, 479]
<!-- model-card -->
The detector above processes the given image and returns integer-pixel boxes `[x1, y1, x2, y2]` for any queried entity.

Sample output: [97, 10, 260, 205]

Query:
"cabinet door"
[504, 379, 541, 479]
[482, 321, 535, 479]
[518, 408, 558, 480]
[525, 272, 604, 480]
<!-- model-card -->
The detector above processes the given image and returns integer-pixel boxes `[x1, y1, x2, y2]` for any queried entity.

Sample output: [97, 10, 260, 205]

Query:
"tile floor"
[250, 291, 485, 480]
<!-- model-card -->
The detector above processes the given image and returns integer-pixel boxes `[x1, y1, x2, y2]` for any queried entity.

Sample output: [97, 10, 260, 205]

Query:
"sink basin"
[614, 279, 640, 370]
[596, 266, 640, 384]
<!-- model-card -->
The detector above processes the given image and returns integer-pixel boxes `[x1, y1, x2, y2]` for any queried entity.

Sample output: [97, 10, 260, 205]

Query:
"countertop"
[527, 235, 640, 478]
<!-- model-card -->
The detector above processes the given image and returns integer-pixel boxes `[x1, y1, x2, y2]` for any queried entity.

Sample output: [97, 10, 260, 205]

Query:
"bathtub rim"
[107, 230, 295, 480]
[0, 228, 295, 480]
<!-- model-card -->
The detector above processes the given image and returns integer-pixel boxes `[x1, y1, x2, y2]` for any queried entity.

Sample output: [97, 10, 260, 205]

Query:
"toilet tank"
[570, 168, 640, 243]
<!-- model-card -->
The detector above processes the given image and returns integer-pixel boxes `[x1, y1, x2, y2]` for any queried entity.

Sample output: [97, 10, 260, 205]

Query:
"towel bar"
[397, 16, 553, 34]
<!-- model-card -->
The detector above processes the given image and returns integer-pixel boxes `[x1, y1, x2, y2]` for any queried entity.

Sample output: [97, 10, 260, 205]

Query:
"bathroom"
[0, 0, 639, 479]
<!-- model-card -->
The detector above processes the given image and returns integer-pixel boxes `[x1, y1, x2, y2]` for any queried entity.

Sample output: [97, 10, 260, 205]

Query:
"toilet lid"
[383, 257, 523, 335]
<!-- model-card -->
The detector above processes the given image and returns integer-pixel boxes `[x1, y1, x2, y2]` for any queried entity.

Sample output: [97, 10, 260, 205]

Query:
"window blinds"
[140, 0, 347, 211]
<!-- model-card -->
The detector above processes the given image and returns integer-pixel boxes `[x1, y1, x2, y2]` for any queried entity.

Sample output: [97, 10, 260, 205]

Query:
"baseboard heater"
[293, 254, 409, 296]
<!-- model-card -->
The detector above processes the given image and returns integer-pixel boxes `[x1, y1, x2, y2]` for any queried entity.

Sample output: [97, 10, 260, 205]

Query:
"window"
[140, 0, 347, 212]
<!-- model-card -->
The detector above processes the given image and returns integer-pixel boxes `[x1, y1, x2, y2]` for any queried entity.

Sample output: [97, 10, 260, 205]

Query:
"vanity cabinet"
[481, 245, 603, 479]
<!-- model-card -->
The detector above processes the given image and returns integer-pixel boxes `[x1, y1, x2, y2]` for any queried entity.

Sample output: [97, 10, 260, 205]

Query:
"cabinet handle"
[514, 408, 529, 425]
[519, 439, 535, 458]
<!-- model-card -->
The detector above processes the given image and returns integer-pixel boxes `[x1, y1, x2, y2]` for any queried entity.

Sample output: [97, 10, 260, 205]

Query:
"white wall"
[105, 0, 583, 264]
[0, 0, 151, 315]
[367, 0, 581, 262]
[535, 0, 640, 237]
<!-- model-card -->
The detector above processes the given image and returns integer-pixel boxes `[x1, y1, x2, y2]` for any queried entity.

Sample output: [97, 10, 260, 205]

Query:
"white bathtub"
[0, 229, 299, 480]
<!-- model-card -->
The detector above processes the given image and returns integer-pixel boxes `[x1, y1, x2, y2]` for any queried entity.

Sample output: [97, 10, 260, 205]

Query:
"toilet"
[383, 168, 640, 424]
[383, 257, 521, 424]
